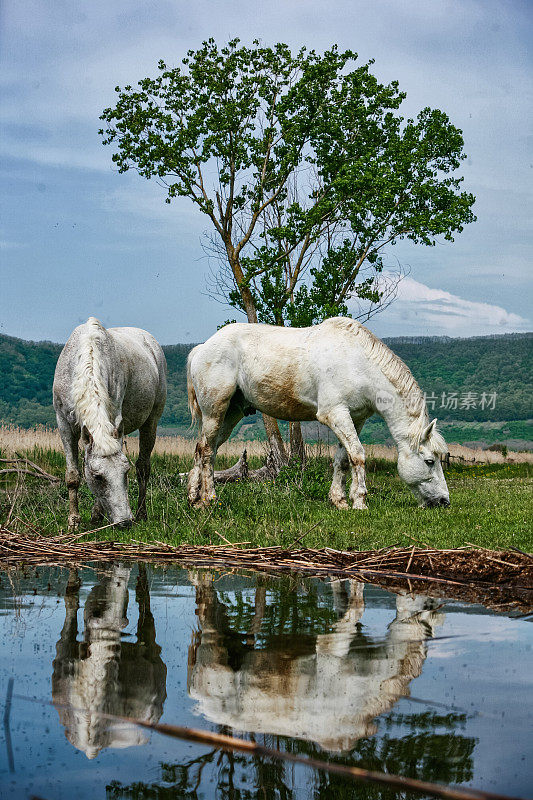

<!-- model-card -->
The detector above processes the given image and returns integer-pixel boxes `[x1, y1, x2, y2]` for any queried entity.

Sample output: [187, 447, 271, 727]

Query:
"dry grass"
[1, 423, 531, 464]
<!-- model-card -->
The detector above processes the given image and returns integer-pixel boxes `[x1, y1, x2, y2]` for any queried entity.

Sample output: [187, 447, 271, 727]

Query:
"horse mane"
[71, 317, 120, 455]
[324, 318, 447, 453]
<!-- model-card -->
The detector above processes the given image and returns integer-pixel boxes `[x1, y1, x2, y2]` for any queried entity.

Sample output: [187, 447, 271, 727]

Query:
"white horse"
[187, 318, 449, 509]
[53, 317, 167, 529]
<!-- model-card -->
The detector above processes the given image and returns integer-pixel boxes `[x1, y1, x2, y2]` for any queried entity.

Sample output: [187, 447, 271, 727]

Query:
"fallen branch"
[214, 449, 249, 483]
[15, 452, 60, 479]
[0, 468, 59, 482]
[0, 456, 59, 483]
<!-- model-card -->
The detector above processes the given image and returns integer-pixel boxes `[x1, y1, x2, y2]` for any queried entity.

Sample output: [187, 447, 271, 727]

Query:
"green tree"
[99, 39, 476, 461]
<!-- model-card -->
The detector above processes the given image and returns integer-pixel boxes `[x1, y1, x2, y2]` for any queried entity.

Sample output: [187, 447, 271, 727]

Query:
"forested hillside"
[0, 336, 62, 427]
[1, 331, 531, 441]
[384, 333, 532, 423]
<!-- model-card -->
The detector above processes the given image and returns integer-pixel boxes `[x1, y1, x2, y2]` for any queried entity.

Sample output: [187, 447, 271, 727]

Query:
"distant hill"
[382, 333, 532, 423]
[0, 336, 62, 427]
[0, 330, 531, 443]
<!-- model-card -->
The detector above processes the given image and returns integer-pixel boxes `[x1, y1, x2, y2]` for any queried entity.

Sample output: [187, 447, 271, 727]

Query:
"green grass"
[2, 448, 532, 552]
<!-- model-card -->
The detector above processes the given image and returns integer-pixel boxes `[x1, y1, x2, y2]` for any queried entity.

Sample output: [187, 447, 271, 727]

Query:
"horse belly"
[254, 393, 317, 422]
[239, 357, 317, 422]
[121, 371, 160, 433]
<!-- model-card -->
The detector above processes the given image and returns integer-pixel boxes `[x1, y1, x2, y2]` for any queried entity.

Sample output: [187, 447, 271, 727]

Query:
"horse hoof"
[353, 502, 368, 511]
[330, 496, 350, 510]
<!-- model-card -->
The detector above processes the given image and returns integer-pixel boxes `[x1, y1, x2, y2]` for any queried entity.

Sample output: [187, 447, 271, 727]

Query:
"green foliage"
[157, 344, 191, 427]
[389, 333, 533, 422]
[0, 335, 61, 426]
[99, 38, 476, 326]
[359, 417, 533, 447]
[217, 319, 238, 330]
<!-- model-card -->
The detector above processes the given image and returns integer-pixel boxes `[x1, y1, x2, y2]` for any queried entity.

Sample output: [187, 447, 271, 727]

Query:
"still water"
[0, 564, 531, 799]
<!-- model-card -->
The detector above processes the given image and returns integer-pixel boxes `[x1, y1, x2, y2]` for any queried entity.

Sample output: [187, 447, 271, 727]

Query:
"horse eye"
[424, 459, 435, 467]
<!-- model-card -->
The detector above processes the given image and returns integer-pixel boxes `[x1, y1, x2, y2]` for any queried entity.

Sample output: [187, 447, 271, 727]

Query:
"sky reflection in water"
[0, 564, 531, 799]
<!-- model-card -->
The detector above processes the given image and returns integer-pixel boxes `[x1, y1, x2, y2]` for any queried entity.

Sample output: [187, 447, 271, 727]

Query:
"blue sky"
[1, 0, 531, 344]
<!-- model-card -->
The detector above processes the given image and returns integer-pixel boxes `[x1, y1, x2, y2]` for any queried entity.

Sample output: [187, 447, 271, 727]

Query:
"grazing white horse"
[53, 317, 167, 529]
[187, 318, 449, 509]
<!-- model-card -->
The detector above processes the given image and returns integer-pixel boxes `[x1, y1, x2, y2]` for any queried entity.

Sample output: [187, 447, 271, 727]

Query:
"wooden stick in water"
[13, 694, 530, 800]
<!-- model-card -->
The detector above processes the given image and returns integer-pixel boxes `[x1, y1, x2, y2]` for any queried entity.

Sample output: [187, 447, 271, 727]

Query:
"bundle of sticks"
[0, 527, 530, 592]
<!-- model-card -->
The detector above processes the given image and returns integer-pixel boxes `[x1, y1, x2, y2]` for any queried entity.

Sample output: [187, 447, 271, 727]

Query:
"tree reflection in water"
[107, 573, 476, 800]
[52, 564, 167, 759]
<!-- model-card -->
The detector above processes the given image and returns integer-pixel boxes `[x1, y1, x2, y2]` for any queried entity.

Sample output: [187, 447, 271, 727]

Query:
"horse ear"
[421, 418, 437, 444]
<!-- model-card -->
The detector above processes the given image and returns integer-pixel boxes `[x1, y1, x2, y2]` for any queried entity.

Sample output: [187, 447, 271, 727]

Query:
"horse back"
[190, 321, 376, 423]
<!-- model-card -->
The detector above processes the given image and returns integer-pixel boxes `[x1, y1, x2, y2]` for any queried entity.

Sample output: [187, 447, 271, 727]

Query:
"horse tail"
[187, 349, 202, 428]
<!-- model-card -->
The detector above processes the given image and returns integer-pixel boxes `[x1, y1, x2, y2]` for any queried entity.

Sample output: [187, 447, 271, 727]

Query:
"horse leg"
[90, 501, 105, 525]
[188, 442, 205, 508]
[197, 399, 247, 504]
[136, 416, 158, 521]
[216, 398, 244, 449]
[318, 406, 368, 510]
[188, 414, 227, 508]
[56, 412, 81, 530]
[329, 444, 350, 509]
[188, 382, 238, 507]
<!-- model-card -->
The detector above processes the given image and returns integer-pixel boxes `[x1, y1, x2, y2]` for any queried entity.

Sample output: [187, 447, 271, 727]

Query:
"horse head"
[82, 423, 134, 527]
[397, 419, 450, 508]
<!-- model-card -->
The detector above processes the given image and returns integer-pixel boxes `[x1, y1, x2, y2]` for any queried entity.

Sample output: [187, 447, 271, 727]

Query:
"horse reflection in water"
[188, 575, 444, 752]
[52, 565, 167, 759]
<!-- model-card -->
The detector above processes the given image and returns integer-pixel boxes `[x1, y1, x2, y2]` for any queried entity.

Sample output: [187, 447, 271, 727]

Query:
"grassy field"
[2, 446, 531, 552]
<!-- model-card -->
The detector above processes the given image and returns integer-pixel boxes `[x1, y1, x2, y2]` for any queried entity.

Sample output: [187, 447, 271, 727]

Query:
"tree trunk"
[215, 251, 289, 481]
[262, 412, 288, 470]
[213, 449, 248, 483]
[241, 274, 288, 472]
[289, 421, 306, 464]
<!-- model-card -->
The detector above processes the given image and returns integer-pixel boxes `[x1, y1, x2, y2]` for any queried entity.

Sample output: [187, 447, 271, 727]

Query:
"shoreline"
[2, 531, 531, 613]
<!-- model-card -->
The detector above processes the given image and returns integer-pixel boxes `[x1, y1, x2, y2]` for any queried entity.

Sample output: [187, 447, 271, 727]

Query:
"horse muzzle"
[425, 497, 450, 508]
[114, 513, 134, 529]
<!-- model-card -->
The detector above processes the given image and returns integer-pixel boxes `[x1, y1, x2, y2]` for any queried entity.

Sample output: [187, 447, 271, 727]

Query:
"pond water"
[0, 564, 531, 799]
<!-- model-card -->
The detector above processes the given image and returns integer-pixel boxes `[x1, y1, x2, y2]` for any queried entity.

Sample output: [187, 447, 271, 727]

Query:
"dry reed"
[1, 424, 531, 464]
[1, 528, 530, 591]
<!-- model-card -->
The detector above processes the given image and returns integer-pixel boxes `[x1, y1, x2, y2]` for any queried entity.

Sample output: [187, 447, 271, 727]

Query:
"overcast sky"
[1, 0, 531, 344]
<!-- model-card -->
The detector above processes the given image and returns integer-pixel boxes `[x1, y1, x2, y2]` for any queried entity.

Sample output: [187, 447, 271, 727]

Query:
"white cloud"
[365, 276, 530, 337]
